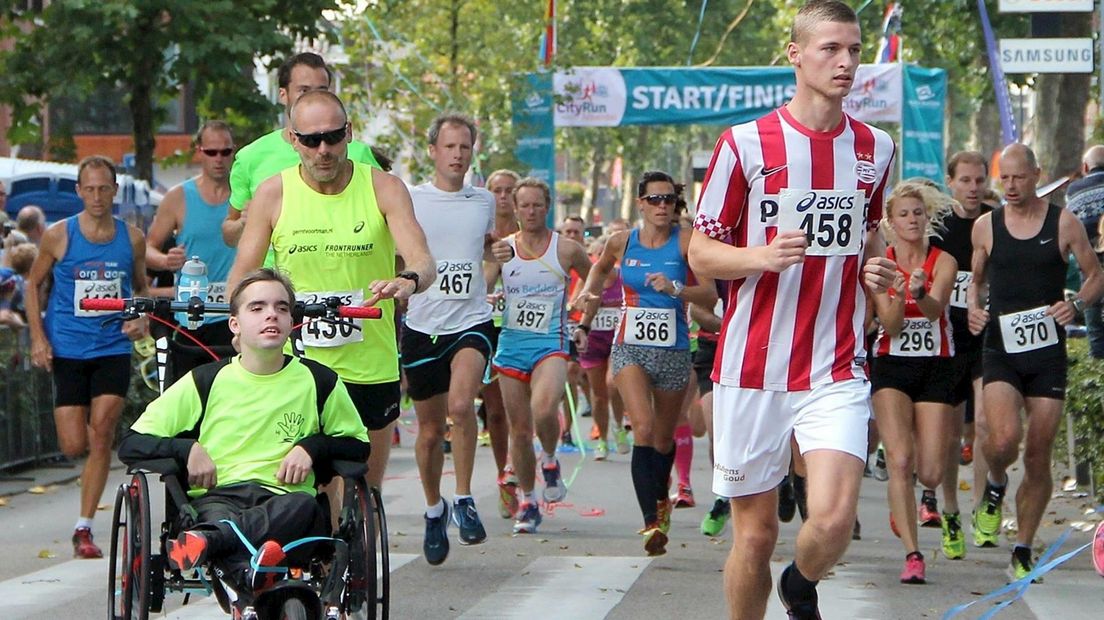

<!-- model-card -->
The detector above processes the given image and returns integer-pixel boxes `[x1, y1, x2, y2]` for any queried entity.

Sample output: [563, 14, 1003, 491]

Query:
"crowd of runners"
[10, 1, 1104, 619]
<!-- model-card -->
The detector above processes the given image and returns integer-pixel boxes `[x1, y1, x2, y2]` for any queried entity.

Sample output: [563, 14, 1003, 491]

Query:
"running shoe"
[777, 564, 822, 620]
[165, 530, 207, 570]
[423, 502, 450, 565]
[477, 430, 491, 447]
[900, 552, 926, 584]
[701, 498, 731, 537]
[960, 442, 974, 465]
[919, 490, 941, 528]
[642, 522, 669, 557]
[614, 427, 631, 455]
[941, 512, 966, 560]
[1007, 547, 1040, 583]
[72, 527, 103, 559]
[793, 475, 808, 522]
[852, 518, 861, 541]
[452, 497, 487, 545]
[498, 467, 519, 519]
[593, 440, 608, 461]
[542, 459, 567, 503]
[873, 446, 889, 481]
[1092, 521, 1104, 577]
[778, 476, 796, 523]
[561, 429, 575, 448]
[589, 424, 601, 441]
[512, 501, 542, 534]
[972, 482, 1005, 548]
[674, 483, 695, 508]
[391, 426, 401, 447]
[249, 540, 287, 591]
[656, 498, 673, 535]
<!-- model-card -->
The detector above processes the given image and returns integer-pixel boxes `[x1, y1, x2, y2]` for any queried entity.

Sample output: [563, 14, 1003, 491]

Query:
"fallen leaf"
[37, 549, 55, 559]
[574, 563, 583, 568]
[959, 481, 971, 491]
[0, 497, 8, 507]
[28, 486, 47, 495]
[97, 503, 110, 511]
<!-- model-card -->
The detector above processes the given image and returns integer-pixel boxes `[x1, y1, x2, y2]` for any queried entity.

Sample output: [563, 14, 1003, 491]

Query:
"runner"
[688, 2, 897, 616]
[145, 120, 238, 378]
[485, 177, 591, 534]
[577, 171, 717, 556]
[403, 114, 496, 565]
[690, 287, 731, 536]
[560, 214, 589, 448]
[967, 143, 1103, 581]
[869, 181, 957, 584]
[482, 168, 521, 520]
[931, 151, 993, 557]
[227, 90, 435, 489]
[222, 52, 380, 251]
[24, 156, 150, 558]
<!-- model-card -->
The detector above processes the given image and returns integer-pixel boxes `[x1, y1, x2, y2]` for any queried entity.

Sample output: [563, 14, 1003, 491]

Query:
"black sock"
[1012, 545, 1032, 564]
[906, 551, 924, 561]
[631, 446, 658, 523]
[781, 561, 818, 603]
[654, 447, 676, 502]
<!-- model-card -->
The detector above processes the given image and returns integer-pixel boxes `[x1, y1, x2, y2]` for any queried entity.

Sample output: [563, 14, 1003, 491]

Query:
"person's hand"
[1047, 299, 1076, 327]
[570, 290, 599, 313]
[645, 272, 674, 295]
[968, 307, 990, 336]
[365, 277, 417, 306]
[490, 236, 514, 263]
[907, 268, 927, 300]
[277, 445, 314, 486]
[121, 314, 148, 341]
[863, 257, 897, 294]
[487, 290, 504, 308]
[759, 230, 807, 273]
[30, 338, 52, 372]
[572, 326, 589, 354]
[186, 442, 217, 489]
[165, 245, 186, 271]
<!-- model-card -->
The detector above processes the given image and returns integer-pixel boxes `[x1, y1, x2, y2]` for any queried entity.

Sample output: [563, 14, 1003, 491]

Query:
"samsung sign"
[999, 0, 1093, 11]
[1000, 38, 1094, 73]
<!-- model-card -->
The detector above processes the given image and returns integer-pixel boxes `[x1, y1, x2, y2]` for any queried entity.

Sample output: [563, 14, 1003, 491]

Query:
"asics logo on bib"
[83, 282, 118, 294]
[353, 221, 365, 233]
[715, 464, 746, 483]
[1009, 307, 1048, 327]
[794, 191, 856, 213]
[438, 261, 475, 274]
[633, 309, 670, 321]
[288, 244, 317, 254]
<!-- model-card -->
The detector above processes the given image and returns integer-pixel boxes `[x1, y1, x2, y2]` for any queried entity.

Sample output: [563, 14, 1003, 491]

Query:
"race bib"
[489, 287, 506, 319]
[949, 271, 971, 310]
[777, 189, 864, 257]
[74, 279, 121, 317]
[207, 281, 228, 305]
[623, 307, 676, 347]
[506, 298, 555, 333]
[297, 290, 364, 348]
[998, 306, 1059, 354]
[592, 307, 620, 332]
[428, 260, 477, 300]
[889, 317, 939, 357]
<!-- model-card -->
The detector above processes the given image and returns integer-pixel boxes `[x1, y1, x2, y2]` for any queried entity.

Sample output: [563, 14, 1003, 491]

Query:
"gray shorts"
[610, 344, 691, 391]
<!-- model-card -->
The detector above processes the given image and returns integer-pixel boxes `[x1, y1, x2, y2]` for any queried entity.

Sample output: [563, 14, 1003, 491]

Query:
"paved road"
[1, 414, 1101, 619]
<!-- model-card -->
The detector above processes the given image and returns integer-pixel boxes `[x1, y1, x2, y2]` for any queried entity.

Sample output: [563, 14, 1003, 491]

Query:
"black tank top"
[932, 204, 992, 352]
[984, 204, 1067, 353]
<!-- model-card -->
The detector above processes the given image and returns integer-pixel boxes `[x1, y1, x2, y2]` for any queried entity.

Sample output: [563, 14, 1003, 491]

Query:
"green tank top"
[273, 162, 398, 384]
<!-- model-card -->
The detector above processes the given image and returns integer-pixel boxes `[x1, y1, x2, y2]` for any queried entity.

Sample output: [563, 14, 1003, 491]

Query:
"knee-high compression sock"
[632, 445, 658, 523]
[654, 446, 677, 502]
[673, 424, 693, 487]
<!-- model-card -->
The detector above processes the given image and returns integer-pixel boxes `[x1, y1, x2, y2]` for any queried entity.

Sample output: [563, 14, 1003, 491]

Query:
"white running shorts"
[711, 378, 871, 498]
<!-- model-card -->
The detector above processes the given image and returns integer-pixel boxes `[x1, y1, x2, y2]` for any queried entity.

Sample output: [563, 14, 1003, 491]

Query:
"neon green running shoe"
[942, 512, 966, 560]
[972, 482, 1004, 548]
[700, 497, 731, 537]
[1007, 547, 1041, 583]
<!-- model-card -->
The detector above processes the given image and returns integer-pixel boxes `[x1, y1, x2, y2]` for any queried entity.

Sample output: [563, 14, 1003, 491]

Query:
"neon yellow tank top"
[273, 162, 398, 384]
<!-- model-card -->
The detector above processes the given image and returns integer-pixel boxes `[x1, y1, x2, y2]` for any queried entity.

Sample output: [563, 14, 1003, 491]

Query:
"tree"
[0, 0, 348, 181]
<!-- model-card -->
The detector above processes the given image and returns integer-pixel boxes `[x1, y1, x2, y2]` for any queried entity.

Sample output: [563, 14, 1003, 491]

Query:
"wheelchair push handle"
[79, 296, 383, 321]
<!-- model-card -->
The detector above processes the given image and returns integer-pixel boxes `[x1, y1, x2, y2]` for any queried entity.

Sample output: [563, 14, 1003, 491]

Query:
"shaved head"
[1000, 143, 1038, 171]
[289, 90, 347, 131]
[791, 0, 859, 44]
[1083, 145, 1104, 171]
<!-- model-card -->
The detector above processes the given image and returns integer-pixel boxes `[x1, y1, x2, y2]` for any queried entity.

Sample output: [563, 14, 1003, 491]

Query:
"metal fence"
[0, 327, 60, 472]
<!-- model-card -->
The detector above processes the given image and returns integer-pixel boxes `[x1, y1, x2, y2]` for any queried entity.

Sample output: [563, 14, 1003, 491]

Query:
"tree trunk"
[1032, 13, 1091, 189]
[582, 136, 606, 224]
[970, 94, 1001, 163]
[130, 79, 156, 183]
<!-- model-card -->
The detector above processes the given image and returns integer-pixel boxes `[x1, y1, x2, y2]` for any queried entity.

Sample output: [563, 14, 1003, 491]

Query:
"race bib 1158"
[949, 271, 971, 310]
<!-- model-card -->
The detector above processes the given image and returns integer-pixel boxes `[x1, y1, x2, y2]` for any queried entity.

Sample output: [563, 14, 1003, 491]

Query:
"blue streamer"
[686, 0, 710, 66]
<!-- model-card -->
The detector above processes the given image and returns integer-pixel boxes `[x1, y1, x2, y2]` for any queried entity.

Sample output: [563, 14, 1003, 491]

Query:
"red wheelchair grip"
[338, 306, 382, 320]
[80, 298, 125, 311]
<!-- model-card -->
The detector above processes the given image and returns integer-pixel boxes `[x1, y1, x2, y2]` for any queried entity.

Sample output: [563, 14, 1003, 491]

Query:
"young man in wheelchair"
[118, 268, 370, 606]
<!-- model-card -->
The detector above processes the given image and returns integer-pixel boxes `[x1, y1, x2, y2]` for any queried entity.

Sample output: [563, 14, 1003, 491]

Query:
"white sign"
[1000, 38, 1094, 73]
[844, 63, 902, 123]
[999, 0, 1092, 12]
[553, 68, 627, 127]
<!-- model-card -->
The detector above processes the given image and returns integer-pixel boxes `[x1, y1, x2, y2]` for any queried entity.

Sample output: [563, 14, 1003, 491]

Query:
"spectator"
[1067, 145, 1104, 357]
[16, 205, 47, 245]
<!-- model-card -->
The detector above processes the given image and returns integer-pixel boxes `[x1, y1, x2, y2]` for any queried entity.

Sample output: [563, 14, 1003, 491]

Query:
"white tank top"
[500, 232, 568, 337]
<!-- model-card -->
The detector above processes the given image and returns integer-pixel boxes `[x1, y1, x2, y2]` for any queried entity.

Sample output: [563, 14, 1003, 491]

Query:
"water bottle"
[175, 256, 209, 329]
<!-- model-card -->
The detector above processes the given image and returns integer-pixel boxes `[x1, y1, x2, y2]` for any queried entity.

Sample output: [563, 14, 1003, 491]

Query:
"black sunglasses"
[641, 193, 677, 206]
[199, 148, 234, 157]
[293, 126, 348, 148]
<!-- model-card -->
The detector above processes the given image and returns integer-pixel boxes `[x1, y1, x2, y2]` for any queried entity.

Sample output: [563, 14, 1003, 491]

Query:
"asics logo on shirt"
[353, 221, 365, 233]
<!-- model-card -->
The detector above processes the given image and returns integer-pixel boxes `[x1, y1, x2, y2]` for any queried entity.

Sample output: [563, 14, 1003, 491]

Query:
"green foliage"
[1063, 338, 1104, 501]
[556, 180, 585, 208]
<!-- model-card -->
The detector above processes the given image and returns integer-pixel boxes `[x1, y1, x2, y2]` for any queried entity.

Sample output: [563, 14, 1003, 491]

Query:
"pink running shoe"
[900, 552, 926, 584]
[1093, 521, 1104, 578]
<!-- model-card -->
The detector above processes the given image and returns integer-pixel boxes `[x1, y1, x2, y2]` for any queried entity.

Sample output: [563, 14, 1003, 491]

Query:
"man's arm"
[967, 213, 993, 335]
[366, 170, 435, 305]
[688, 229, 807, 280]
[226, 176, 282, 293]
[25, 222, 64, 371]
[145, 186, 186, 272]
[222, 152, 252, 247]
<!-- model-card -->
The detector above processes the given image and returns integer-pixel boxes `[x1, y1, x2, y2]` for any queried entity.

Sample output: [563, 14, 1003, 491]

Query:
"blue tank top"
[177, 178, 236, 318]
[47, 216, 134, 359]
[617, 227, 689, 349]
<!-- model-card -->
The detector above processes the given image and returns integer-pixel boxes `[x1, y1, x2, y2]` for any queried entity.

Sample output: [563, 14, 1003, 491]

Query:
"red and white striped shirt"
[693, 106, 896, 392]
[873, 246, 954, 358]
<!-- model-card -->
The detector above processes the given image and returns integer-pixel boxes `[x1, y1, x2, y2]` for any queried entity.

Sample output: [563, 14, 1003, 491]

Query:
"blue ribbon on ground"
[975, 0, 1018, 145]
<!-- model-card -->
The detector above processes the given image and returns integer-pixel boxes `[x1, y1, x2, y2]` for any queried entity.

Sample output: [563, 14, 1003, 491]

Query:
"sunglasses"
[199, 148, 234, 157]
[293, 126, 348, 148]
[641, 193, 678, 206]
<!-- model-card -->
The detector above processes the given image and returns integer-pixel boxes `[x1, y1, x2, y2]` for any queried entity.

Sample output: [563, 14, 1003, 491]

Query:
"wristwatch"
[397, 270, 420, 292]
[670, 280, 685, 298]
[1072, 297, 1086, 313]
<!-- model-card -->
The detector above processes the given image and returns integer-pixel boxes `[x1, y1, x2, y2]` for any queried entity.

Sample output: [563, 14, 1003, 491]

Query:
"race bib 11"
[298, 289, 365, 348]
[777, 189, 864, 257]
[623, 307, 676, 347]
[998, 306, 1059, 354]
[506, 298, 555, 333]
[889, 317, 939, 357]
[74, 279, 121, 317]
[949, 271, 971, 310]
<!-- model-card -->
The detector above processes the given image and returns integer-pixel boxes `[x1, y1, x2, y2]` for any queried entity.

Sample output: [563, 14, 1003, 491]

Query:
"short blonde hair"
[883, 181, 957, 241]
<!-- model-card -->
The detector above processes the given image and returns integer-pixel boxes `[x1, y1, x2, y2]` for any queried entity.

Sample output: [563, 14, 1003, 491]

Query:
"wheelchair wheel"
[107, 473, 151, 620]
[343, 480, 387, 620]
[278, 597, 309, 620]
[372, 486, 389, 620]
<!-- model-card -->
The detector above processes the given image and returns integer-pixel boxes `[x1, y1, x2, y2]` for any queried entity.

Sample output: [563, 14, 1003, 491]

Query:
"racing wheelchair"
[83, 295, 390, 620]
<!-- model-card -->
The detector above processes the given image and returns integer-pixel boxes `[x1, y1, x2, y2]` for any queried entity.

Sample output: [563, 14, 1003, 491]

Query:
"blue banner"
[511, 72, 556, 188]
[901, 66, 947, 185]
